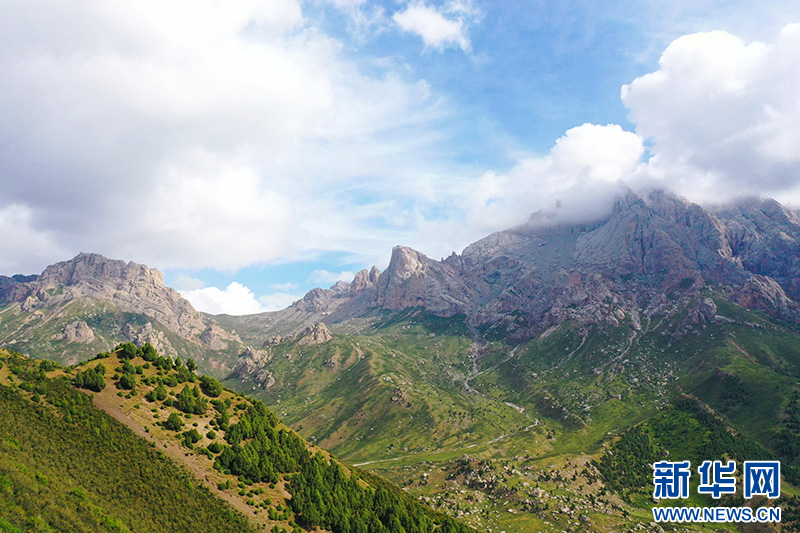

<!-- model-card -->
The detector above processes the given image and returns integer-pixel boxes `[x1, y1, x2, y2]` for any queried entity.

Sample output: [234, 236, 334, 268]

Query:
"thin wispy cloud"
[271, 281, 299, 292]
[309, 269, 356, 285]
[259, 292, 304, 312]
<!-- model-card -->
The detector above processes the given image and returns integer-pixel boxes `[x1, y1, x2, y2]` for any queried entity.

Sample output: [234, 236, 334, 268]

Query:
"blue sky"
[2, 1, 800, 314]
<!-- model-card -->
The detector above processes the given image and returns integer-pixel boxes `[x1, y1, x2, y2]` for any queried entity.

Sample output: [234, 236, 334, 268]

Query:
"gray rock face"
[351, 266, 381, 294]
[230, 347, 276, 390]
[232, 323, 334, 391]
[375, 246, 477, 315]
[0, 274, 38, 304]
[258, 191, 800, 337]
[124, 322, 178, 359]
[734, 275, 800, 322]
[201, 323, 235, 350]
[61, 320, 95, 344]
[21, 253, 209, 339]
[297, 323, 333, 345]
[718, 198, 800, 300]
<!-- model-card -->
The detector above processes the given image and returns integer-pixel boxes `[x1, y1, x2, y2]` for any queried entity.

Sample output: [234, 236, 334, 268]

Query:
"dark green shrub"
[164, 412, 183, 431]
[184, 428, 202, 444]
[74, 367, 106, 392]
[116, 342, 138, 360]
[200, 376, 223, 397]
[141, 343, 158, 362]
[39, 360, 58, 373]
[118, 373, 136, 390]
[154, 383, 168, 401]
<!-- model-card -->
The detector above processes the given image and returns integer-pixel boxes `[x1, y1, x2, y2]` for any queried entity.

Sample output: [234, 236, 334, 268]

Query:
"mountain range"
[2, 188, 800, 532]
[223, 189, 800, 340]
[4, 190, 798, 354]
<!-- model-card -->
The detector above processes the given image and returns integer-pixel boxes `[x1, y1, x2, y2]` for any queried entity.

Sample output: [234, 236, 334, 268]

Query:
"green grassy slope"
[0, 345, 471, 533]
[224, 298, 800, 531]
[227, 310, 532, 464]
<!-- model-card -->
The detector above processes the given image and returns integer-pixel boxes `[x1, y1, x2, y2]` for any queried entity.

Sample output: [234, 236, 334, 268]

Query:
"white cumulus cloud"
[180, 282, 268, 315]
[394, 2, 473, 52]
[396, 123, 644, 262]
[0, 0, 444, 274]
[623, 23, 800, 204]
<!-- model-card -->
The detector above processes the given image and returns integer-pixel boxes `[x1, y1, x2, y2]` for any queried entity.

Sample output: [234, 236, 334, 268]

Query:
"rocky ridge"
[3, 191, 798, 367]
[239, 191, 800, 341]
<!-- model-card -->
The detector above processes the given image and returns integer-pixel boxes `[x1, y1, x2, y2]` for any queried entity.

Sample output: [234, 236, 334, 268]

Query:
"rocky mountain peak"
[297, 322, 333, 345]
[744, 197, 800, 225]
[611, 188, 646, 214]
[369, 265, 381, 282]
[38, 252, 164, 289]
[351, 266, 382, 294]
[293, 287, 336, 313]
[4, 252, 242, 354]
[385, 246, 429, 280]
[375, 245, 474, 315]
[641, 188, 691, 220]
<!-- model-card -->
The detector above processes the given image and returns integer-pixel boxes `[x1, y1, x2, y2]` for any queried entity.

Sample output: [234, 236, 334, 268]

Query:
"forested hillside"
[0, 345, 470, 533]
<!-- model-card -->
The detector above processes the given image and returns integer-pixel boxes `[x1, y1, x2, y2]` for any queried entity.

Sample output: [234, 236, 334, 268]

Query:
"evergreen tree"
[116, 342, 138, 360]
[119, 373, 136, 390]
[177, 385, 195, 414]
[154, 383, 168, 401]
[141, 343, 158, 362]
[164, 412, 183, 431]
[200, 375, 223, 397]
[74, 367, 105, 392]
